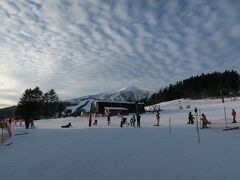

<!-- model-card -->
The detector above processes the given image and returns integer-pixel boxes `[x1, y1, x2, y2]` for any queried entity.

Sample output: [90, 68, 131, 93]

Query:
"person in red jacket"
[231, 109, 237, 123]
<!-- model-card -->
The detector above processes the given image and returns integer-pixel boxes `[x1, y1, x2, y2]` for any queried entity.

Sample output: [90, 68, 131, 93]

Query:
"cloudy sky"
[0, 0, 240, 108]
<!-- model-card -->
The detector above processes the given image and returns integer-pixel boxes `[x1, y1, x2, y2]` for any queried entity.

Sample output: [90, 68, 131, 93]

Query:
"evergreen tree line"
[147, 70, 240, 105]
[15, 87, 65, 121]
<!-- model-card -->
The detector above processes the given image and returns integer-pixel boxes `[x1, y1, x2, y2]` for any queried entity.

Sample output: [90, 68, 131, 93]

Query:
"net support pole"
[224, 106, 228, 129]
[169, 117, 171, 136]
[196, 114, 201, 143]
[1, 127, 3, 144]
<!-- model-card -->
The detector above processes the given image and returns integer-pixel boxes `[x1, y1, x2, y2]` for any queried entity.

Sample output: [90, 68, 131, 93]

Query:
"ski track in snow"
[1, 98, 240, 180]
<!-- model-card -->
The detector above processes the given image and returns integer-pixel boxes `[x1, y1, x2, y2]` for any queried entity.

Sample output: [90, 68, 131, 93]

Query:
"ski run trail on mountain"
[1, 98, 240, 180]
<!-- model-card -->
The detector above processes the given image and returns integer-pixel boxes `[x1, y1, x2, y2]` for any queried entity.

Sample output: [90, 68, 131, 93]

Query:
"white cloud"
[0, 0, 239, 107]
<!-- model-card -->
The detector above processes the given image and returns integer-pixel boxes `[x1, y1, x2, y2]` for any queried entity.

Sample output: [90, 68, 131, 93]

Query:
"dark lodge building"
[91, 100, 145, 115]
[104, 107, 129, 116]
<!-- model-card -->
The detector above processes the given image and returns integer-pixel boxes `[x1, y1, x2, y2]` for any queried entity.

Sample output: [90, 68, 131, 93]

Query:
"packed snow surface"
[1, 98, 240, 180]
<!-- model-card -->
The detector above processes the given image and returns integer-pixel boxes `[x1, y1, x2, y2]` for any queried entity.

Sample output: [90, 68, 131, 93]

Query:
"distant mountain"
[66, 86, 153, 114]
[0, 106, 16, 119]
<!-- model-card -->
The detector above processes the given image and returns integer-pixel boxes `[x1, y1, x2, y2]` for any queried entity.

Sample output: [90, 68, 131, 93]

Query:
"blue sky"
[0, 0, 240, 108]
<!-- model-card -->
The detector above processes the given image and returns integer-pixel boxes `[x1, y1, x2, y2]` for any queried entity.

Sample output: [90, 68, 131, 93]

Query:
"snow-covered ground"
[1, 98, 240, 180]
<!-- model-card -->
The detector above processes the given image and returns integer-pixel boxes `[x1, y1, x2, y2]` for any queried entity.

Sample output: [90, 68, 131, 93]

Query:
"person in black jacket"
[136, 113, 141, 128]
[61, 122, 72, 128]
[188, 112, 194, 124]
[89, 114, 92, 127]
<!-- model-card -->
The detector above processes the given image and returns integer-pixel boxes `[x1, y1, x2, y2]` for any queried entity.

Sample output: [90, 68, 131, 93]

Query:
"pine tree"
[42, 89, 60, 118]
[15, 87, 43, 128]
[147, 70, 240, 105]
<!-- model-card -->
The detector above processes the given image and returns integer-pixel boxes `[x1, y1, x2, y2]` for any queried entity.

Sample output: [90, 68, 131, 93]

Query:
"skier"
[231, 109, 237, 123]
[188, 112, 194, 124]
[136, 113, 141, 128]
[155, 112, 160, 126]
[201, 113, 208, 128]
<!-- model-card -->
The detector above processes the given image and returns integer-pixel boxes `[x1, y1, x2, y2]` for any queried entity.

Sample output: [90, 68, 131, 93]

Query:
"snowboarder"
[231, 109, 237, 123]
[61, 122, 72, 128]
[188, 112, 194, 124]
[136, 113, 141, 127]
[155, 112, 160, 126]
[201, 113, 208, 128]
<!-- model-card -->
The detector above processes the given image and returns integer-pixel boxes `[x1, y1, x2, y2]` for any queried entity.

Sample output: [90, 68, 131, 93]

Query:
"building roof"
[104, 107, 128, 110]
[94, 100, 144, 104]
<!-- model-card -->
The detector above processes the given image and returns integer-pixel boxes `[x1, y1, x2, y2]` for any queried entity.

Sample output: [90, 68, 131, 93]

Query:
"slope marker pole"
[169, 117, 171, 136]
[1, 127, 3, 144]
[195, 113, 201, 143]
[224, 106, 228, 129]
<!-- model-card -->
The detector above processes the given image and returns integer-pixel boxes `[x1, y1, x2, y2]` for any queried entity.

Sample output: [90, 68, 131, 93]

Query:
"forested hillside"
[147, 70, 240, 105]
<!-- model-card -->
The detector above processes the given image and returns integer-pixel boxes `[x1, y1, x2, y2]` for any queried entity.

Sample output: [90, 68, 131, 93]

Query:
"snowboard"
[222, 127, 239, 131]
[14, 132, 29, 136]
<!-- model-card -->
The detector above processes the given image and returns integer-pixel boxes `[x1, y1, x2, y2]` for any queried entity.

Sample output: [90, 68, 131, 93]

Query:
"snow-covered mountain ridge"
[66, 86, 153, 113]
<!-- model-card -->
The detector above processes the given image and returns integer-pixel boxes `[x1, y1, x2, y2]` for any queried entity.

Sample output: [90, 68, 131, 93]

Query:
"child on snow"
[201, 114, 209, 128]
[232, 109, 237, 123]
[155, 112, 160, 126]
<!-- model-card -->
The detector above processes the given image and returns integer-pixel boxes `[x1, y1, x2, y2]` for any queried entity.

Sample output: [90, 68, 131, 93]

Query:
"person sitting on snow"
[61, 122, 72, 128]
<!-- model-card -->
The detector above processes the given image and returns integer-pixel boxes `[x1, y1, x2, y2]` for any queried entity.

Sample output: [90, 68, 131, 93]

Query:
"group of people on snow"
[187, 108, 211, 128]
[61, 108, 238, 129]
[187, 108, 238, 129]
[120, 113, 141, 128]
[88, 114, 98, 127]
